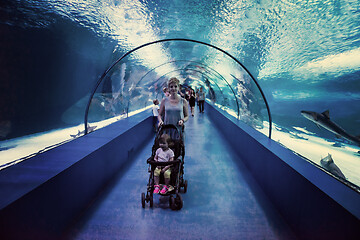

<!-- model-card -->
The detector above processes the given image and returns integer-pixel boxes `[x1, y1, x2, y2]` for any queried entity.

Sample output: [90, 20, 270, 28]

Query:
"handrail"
[85, 38, 272, 138]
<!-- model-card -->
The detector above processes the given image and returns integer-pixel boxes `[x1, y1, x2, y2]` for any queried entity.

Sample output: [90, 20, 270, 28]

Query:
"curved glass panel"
[86, 39, 271, 138]
[1, 0, 358, 191]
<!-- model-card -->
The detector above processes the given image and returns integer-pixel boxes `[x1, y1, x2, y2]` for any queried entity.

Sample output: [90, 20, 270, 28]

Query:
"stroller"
[141, 124, 188, 210]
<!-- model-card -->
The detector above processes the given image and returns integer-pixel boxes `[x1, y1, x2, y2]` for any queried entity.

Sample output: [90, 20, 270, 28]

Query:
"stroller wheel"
[170, 193, 183, 210]
[169, 195, 177, 210]
[149, 193, 154, 208]
[141, 192, 145, 208]
[175, 193, 183, 210]
[169, 195, 176, 210]
[183, 180, 188, 193]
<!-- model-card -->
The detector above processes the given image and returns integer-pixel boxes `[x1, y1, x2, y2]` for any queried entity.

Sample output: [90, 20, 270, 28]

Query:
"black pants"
[153, 116, 158, 132]
[198, 100, 205, 112]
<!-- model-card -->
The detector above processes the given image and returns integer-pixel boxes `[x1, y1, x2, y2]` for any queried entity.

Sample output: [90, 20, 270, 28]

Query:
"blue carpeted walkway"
[66, 111, 296, 240]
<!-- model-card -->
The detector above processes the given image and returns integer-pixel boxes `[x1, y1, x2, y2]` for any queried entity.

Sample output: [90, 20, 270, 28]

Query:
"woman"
[158, 77, 189, 139]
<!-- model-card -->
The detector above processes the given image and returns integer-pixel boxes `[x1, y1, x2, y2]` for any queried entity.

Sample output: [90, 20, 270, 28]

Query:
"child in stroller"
[153, 134, 174, 194]
[141, 124, 188, 210]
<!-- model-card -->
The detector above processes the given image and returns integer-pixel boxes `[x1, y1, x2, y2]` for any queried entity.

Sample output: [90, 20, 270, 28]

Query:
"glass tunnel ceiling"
[1, 0, 360, 189]
[86, 39, 271, 137]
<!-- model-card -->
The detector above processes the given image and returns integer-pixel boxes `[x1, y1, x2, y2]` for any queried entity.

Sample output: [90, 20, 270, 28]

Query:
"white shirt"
[155, 148, 174, 162]
[152, 104, 160, 117]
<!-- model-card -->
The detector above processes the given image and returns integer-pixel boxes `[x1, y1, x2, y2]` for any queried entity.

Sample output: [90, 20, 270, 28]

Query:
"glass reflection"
[86, 40, 271, 141]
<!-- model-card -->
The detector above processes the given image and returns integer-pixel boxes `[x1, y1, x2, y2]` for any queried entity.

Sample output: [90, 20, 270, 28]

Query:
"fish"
[320, 153, 346, 180]
[301, 110, 360, 146]
[70, 125, 97, 138]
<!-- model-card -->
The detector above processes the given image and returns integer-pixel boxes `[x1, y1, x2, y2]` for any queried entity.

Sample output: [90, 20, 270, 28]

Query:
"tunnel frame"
[135, 60, 238, 117]
[85, 38, 273, 138]
[152, 67, 241, 118]
[136, 60, 226, 97]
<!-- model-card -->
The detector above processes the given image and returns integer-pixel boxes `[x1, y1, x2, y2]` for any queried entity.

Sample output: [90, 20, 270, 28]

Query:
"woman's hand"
[178, 119, 184, 126]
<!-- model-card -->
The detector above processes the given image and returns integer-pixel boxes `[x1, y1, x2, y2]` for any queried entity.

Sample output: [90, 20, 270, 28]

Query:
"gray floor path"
[67, 111, 296, 240]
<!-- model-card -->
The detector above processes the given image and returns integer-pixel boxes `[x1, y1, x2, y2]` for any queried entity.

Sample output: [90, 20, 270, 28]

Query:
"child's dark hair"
[159, 134, 172, 145]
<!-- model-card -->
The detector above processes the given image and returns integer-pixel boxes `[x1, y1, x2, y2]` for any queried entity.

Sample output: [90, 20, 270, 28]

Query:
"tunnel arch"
[132, 60, 230, 113]
[152, 68, 225, 101]
[85, 38, 272, 138]
[151, 68, 240, 118]
[135, 60, 226, 95]
[134, 60, 231, 108]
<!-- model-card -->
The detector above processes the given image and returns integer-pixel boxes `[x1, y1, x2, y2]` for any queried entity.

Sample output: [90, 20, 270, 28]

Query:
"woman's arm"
[178, 99, 189, 126]
[183, 99, 189, 122]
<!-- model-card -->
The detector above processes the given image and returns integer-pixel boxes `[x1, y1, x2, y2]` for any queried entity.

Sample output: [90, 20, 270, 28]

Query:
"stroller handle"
[157, 124, 184, 138]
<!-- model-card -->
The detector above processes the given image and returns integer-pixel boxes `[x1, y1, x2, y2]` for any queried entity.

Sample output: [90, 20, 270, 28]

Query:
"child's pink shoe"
[153, 185, 160, 194]
[160, 185, 169, 194]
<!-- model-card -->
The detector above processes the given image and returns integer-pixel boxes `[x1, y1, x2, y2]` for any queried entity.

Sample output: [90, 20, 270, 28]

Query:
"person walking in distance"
[198, 87, 205, 113]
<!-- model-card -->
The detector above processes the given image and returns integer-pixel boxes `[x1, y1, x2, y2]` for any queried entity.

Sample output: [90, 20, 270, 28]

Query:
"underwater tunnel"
[1, 1, 360, 239]
[1, 38, 359, 240]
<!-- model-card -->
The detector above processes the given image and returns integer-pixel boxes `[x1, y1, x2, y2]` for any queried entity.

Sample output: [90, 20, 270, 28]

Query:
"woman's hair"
[168, 77, 180, 87]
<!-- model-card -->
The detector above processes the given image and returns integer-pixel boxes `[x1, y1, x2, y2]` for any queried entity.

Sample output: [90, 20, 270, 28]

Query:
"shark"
[70, 125, 97, 138]
[301, 110, 360, 146]
[320, 153, 346, 180]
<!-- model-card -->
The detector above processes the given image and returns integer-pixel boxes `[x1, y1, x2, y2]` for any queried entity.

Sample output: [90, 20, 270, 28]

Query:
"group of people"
[186, 87, 205, 116]
[151, 77, 206, 194]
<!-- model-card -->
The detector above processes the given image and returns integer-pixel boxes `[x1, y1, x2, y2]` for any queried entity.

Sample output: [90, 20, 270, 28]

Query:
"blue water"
[0, 1, 359, 185]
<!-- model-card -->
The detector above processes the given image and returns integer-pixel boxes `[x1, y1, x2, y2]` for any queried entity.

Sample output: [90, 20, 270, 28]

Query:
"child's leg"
[164, 177, 170, 186]
[164, 169, 171, 186]
[154, 167, 161, 185]
[160, 169, 172, 194]
[154, 176, 159, 185]
[153, 167, 161, 194]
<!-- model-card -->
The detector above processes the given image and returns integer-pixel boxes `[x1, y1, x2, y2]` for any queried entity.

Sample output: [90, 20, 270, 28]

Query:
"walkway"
[66, 111, 296, 239]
